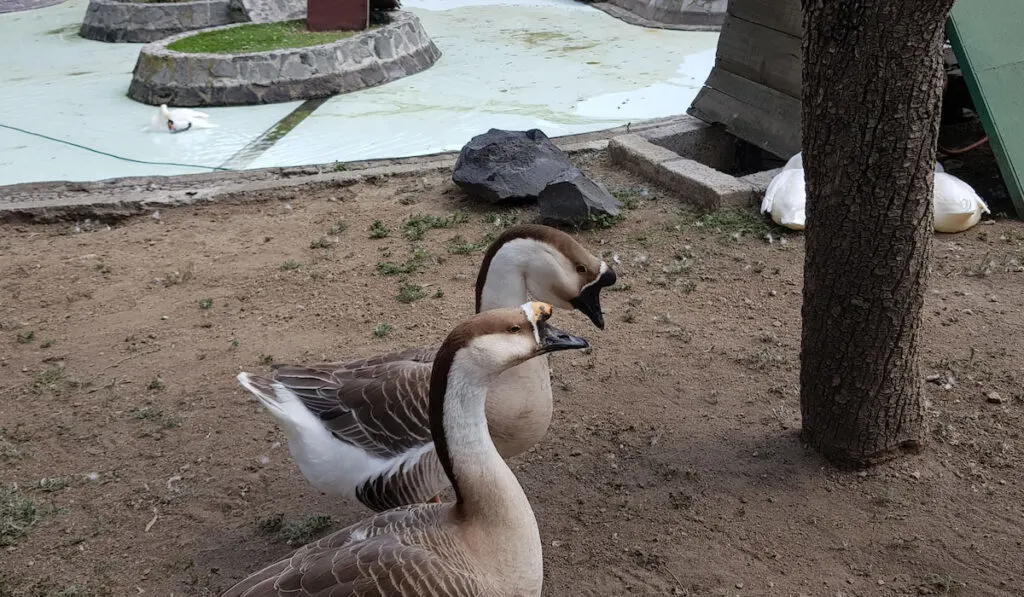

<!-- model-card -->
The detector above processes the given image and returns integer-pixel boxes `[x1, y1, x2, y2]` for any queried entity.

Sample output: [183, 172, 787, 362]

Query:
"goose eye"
[575, 264, 587, 274]
[509, 325, 521, 333]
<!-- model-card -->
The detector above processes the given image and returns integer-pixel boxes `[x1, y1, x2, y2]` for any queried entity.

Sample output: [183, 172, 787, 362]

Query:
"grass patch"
[257, 513, 335, 546]
[15, 331, 34, 344]
[30, 365, 87, 396]
[280, 260, 303, 271]
[396, 283, 427, 304]
[403, 212, 468, 241]
[376, 247, 430, 276]
[131, 405, 181, 429]
[1, 485, 40, 547]
[369, 220, 391, 239]
[695, 208, 781, 237]
[167, 20, 361, 54]
[0, 430, 24, 462]
[372, 323, 393, 338]
[198, 298, 214, 310]
[446, 234, 487, 255]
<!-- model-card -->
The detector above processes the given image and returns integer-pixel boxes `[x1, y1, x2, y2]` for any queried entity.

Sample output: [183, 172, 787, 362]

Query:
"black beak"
[569, 268, 617, 330]
[537, 322, 589, 354]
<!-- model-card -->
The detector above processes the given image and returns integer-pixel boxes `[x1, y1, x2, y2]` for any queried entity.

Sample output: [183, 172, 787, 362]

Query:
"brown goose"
[236, 225, 616, 511]
[222, 302, 588, 597]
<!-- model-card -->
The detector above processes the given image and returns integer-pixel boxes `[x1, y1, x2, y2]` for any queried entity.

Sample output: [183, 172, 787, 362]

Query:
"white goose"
[222, 302, 587, 597]
[237, 224, 616, 511]
[933, 170, 990, 233]
[146, 104, 217, 133]
[761, 152, 987, 233]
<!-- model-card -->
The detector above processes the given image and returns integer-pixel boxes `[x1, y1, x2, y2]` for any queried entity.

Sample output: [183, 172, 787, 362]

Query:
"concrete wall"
[127, 11, 441, 107]
[80, 0, 233, 43]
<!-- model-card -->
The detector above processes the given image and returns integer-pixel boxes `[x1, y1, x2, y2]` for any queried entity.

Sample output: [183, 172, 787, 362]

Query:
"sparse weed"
[372, 323, 393, 338]
[327, 220, 348, 235]
[131, 405, 181, 429]
[309, 236, 334, 249]
[147, 377, 165, 391]
[0, 430, 24, 462]
[40, 339, 55, 349]
[198, 298, 213, 310]
[93, 262, 112, 274]
[30, 365, 87, 396]
[280, 260, 303, 271]
[159, 263, 195, 286]
[376, 248, 430, 276]
[15, 331, 34, 344]
[396, 283, 427, 304]
[1, 485, 40, 547]
[587, 213, 623, 229]
[612, 187, 647, 210]
[446, 235, 486, 255]
[369, 220, 391, 239]
[403, 212, 468, 241]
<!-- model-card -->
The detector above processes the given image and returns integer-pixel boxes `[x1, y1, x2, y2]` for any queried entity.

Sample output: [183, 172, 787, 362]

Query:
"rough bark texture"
[799, 0, 955, 466]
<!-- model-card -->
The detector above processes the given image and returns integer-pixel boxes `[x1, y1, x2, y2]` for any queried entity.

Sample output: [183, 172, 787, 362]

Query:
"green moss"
[167, 21, 363, 54]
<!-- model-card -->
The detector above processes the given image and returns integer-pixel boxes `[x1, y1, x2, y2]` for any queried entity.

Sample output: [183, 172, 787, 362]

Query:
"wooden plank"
[688, 68, 801, 158]
[716, 13, 801, 99]
[727, 0, 802, 37]
[947, 0, 1024, 215]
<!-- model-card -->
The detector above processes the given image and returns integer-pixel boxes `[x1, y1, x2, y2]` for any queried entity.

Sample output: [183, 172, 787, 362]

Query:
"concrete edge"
[583, 1, 722, 31]
[609, 127, 779, 211]
[1, 116, 692, 222]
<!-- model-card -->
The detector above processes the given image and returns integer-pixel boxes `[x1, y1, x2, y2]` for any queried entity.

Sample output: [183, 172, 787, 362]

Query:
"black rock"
[538, 167, 621, 227]
[452, 129, 574, 203]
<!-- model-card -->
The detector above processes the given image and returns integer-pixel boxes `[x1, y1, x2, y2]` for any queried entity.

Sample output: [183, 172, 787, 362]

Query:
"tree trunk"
[799, 0, 955, 466]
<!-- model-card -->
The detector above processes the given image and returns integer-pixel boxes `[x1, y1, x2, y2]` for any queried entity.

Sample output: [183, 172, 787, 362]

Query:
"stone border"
[79, 0, 233, 44]
[126, 11, 441, 107]
[1, 0, 70, 14]
[583, 0, 725, 31]
[609, 116, 778, 210]
[0, 115, 690, 222]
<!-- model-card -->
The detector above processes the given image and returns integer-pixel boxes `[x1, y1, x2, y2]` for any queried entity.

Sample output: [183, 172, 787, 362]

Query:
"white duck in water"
[147, 104, 217, 133]
[761, 152, 986, 233]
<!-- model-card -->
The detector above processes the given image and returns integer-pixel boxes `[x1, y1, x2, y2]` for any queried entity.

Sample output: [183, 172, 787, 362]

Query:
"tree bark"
[799, 0, 955, 466]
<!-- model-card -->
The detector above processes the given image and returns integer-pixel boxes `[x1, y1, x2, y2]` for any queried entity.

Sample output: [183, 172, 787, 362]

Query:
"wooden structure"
[308, 0, 368, 31]
[947, 0, 1024, 214]
[687, 0, 802, 159]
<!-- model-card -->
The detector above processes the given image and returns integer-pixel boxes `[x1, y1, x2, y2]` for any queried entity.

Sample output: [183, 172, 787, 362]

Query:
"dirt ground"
[1, 151, 1022, 597]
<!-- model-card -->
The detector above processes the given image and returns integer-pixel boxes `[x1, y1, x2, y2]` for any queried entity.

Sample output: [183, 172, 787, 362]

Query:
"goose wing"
[222, 506, 486, 597]
[268, 346, 439, 459]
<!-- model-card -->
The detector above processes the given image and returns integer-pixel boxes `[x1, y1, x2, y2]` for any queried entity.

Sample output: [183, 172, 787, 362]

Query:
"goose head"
[476, 225, 617, 329]
[440, 302, 590, 384]
[158, 104, 174, 131]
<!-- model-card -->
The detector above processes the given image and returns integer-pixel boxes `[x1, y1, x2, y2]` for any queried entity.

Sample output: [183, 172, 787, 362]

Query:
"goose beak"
[569, 267, 617, 330]
[537, 322, 589, 355]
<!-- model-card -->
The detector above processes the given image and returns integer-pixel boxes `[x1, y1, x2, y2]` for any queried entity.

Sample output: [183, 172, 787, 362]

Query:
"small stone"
[986, 391, 1005, 404]
[537, 167, 621, 227]
[735, 582, 743, 589]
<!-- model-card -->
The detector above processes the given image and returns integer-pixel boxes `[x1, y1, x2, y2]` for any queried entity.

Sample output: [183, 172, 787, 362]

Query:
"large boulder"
[538, 167, 621, 226]
[452, 129, 574, 203]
